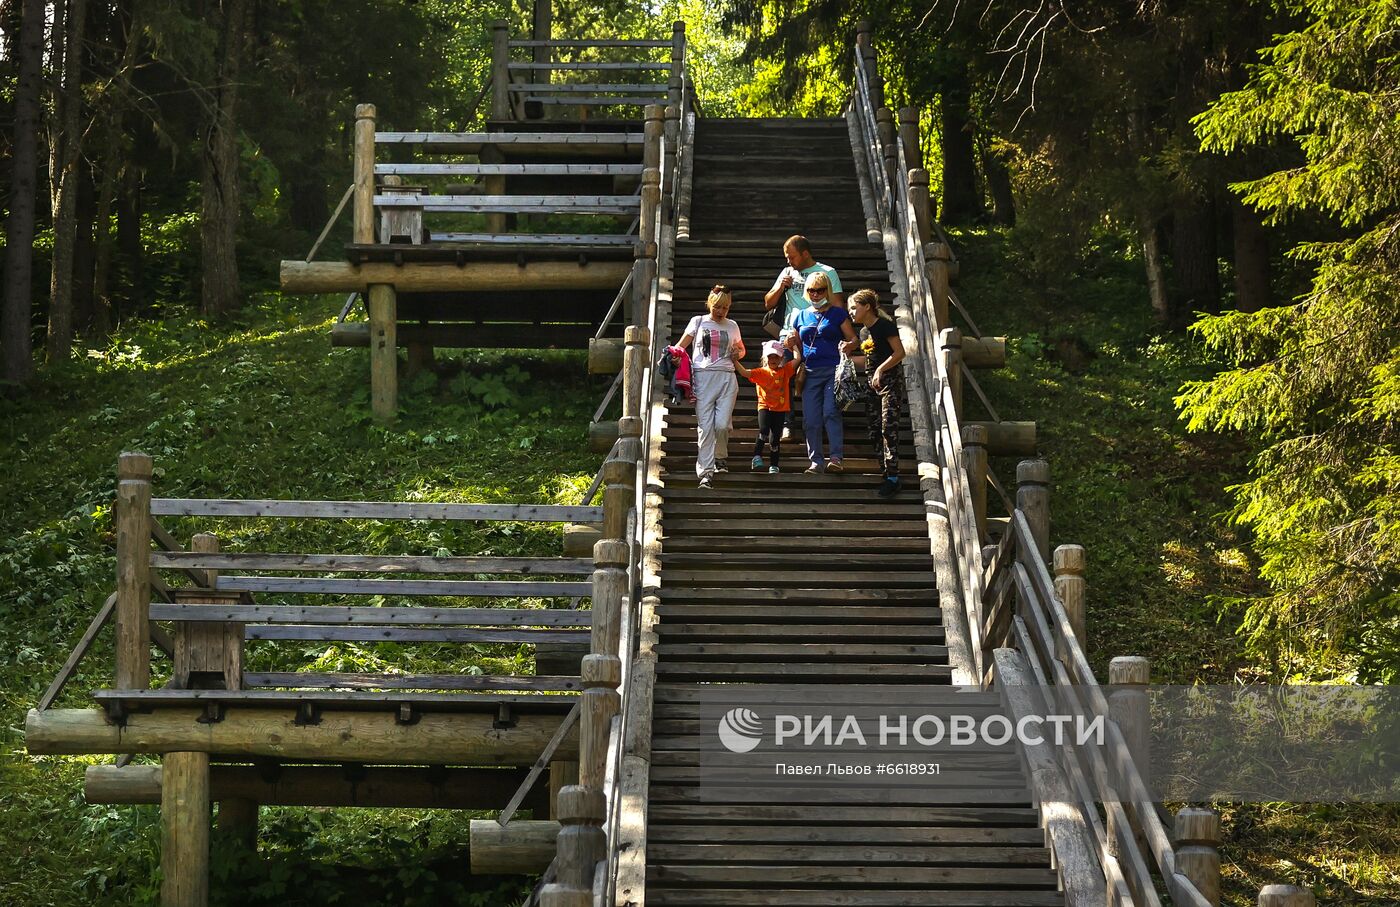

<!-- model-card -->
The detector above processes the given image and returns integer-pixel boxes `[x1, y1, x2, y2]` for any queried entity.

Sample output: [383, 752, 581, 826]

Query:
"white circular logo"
[717, 707, 763, 753]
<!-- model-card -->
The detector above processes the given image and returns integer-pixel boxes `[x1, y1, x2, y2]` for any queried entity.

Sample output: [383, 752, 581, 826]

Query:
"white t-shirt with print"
[684, 314, 742, 371]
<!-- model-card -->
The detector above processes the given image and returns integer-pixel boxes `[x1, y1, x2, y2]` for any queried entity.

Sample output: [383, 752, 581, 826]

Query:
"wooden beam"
[470, 819, 558, 874]
[150, 499, 602, 522]
[244, 672, 580, 692]
[372, 194, 640, 214]
[963, 336, 1006, 368]
[281, 260, 630, 294]
[87, 764, 548, 811]
[150, 603, 592, 626]
[374, 131, 644, 145]
[151, 553, 592, 574]
[331, 322, 603, 351]
[27, 707, 578, 764]
[375, 163, 644, 176]
[217, 576, 591, 597]
[506, 39, 669, 48]
[507, 62, 669, 71]
[966, 420, 1037, 457]
[115, 452, 153, 691]
[245, 626, 588, 644]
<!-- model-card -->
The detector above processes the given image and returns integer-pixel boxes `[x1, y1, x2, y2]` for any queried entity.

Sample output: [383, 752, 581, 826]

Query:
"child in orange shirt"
[735, 340, 798, 473]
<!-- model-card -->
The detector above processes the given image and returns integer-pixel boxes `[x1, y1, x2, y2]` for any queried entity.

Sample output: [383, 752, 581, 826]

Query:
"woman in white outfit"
[678, 284, 745, 489]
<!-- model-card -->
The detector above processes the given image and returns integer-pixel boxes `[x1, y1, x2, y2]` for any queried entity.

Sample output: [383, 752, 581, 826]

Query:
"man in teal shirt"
[762, 234, 844, 339]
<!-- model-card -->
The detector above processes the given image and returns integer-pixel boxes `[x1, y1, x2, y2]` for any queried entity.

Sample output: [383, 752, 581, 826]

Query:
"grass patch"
[947, 226, 1399, 906]
[0, 293, 606, 905]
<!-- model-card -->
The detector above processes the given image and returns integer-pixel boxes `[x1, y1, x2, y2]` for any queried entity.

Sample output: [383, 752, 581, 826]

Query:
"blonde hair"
[849, 288, 892, 321]
[803, 272, 831, 296]
[706, 284, 732, 313]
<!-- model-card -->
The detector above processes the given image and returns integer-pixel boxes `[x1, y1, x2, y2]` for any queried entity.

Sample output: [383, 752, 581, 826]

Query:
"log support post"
[671, 21, 685, 84]
[1258, 886, 1316, 907]
[115, 451, 153, 690]
[161, 750, 210, 907]
[491, 21, 511, 120]
[909, 169, 933, 246]
[1052, 544, 1086, 670]
[876, 108, 898, 203]
[1107, 655, 1151, 856]
[663, 105, 680, 221]
[1175, 807, 1222, 907]
[926, 241, 953, 330]
[855, 21, 880, 108]
[215, 797, 259, 851]
[939, 327, 963, 420]
[353, 104, 376, 245]
[639, 168, 660, 249]
[481, 144, 507, 235]
[1015, 459, 1050, 562]
[963, 423, 989, 543]
[368, 283, 397, 421]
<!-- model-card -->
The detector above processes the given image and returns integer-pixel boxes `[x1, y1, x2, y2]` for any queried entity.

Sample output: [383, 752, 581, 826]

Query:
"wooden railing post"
[856, 21, 882, 108]
[490, 20, 511, 120]
[542, 786, 604, 907]
[623, 326, 650, 422]
[1176, 807, 1223, 907]
[663, 104, 680, 220]
[939, 327, 963, 420]
[639, 168, 660, 247]
[352, 103, 376, 245]
[898, 106, 923, 170]
[1052, 544, 1086, 669]
[631, 241, 657, 328]
[115, 451, 153, 690]
[643, 105, 663, 175]
[1108, 655, 1152, 853]
[963, 423, 989, 542]
[670, 21, 685, 87]
[876, 108, 898, 200]
[161, 750, 210, 907]
[1258, 886, 1316, 907]
[926, 241, 953, 330]
[909, 169, 933, 246]
[1015, 459, 1050, 561]
[172, 533, 243, 692]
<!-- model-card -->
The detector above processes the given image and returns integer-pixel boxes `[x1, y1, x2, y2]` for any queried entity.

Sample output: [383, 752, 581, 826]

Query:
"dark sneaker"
[715, 460, 729, 473]
[825, 459, 844, 473]
[751, 456, 765, 471]
[804, 463, 824, 475]
[877, 476, 902, 498]
[698, 475, 713, 489]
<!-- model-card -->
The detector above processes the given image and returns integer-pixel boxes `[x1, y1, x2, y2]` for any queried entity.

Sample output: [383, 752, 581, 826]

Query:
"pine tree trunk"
[199, 0, 248, 319]
[117, 167, 144, 317]
[47, 0, 67, 214]
[982, 144, 1016, 226]
[2, 0, 46, 389]
[1139, 209, 1171, 323]
[73, 163, 98, 337]
[1231, 197, 1271, 313]
[1170, 195, 1220, 323]
[939, 64, 982, 225]
[47, 0, 89, 363]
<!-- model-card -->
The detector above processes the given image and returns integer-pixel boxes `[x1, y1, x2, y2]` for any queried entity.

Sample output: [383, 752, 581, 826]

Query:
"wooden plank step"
[646, 785, 1030, 805]
[660, 489, 924, 505]
[659, 520, 929, 537]
[148, 604, 591, 626]
[644, 889, 1065, 906]
[644, 826, 1047, 847]
[658, 571, 935, 589]
[646, 843, 1051, 866]
[651, 643, 947, 661]
[657, 588, 935, 603]
[654, 623, 945, 641]
[653, 663, 952, 681]
[646, 804, 1041, 825]
[646, 751, 1024, 769]
[660, 505, 926, 521]
[660, 462, 916, 479]
[653, 604, 938, 624]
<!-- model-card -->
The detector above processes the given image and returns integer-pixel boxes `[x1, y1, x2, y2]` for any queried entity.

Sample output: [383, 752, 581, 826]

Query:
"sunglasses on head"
[711, 284, 729, 294]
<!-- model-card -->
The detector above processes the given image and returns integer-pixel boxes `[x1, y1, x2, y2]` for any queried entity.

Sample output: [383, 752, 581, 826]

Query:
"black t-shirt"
[861, 318, 900, 368]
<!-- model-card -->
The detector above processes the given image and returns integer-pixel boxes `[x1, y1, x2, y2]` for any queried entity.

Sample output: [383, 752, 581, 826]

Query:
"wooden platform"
[640, 118, 1064, 906]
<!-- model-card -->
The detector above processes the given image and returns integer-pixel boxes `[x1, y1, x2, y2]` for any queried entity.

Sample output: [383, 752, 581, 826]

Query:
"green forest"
[1, 0, 1397, 904]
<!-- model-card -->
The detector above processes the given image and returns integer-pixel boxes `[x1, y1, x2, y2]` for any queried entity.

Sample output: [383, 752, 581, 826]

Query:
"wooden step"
[646, 825, 1047, 846]
[654, 604, 939, 624]
[653, 662, 953, 682]
[654, 623, 945, 642]
[651, 642, 947, 662]
[647, 842, 1051, 866]
[644, 889, 1065, 906]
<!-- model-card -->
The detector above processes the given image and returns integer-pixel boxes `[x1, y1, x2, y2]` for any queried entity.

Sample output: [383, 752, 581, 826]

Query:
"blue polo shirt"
[793, 304, 850, 371]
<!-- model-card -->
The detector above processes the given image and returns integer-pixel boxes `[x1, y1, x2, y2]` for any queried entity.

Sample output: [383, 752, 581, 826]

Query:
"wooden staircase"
[640, 118, 1065, 906]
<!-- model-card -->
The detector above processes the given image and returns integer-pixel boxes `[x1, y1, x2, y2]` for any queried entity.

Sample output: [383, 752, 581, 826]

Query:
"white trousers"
[693, 368, 738, 477]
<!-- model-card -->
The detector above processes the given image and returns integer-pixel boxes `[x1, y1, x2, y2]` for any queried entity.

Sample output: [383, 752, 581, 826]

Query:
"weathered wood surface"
[375, 131, 646, 145]
[161, 751, 209, 907]
[373, 194, 640, 215]
[29, 706, 577, 763]
[151, 552, 592, 574]
[215, 576, 591, 597]
[375, 163, 644, 176]
[525, 96, 666, 106]
[150, 604, 591, 625]
[507, 39, 670, 47]
[150, 498, 601, 522]
[245, 672, 579, 691]
[245, 625, 585, 644]
[508, 62, 670, 71]
[470, 819, 559, 874]
[425, 232, 635, 245]
[87, 763, 545, 810]
[281, 260, 631, 293]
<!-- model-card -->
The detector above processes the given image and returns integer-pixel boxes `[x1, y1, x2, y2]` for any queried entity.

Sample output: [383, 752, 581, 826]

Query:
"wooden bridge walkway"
[638, 117, 1063, 906]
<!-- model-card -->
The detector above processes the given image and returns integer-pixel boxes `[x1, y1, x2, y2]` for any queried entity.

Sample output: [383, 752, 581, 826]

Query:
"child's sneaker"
[877, 476, 902, 498]
[715, 460, 729, 473]
[769, 465, 780, 474]
[751, 456, 765, 471]
[698, 475, 713, 489]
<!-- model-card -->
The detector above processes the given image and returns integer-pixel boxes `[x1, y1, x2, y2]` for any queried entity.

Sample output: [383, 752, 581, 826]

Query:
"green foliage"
[1180, 0, 1400, 681]
[0, 295, 601, 903]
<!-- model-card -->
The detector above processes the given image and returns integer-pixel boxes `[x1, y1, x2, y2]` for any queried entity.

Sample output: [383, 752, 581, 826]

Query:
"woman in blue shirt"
[783, 271, 858, 473]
